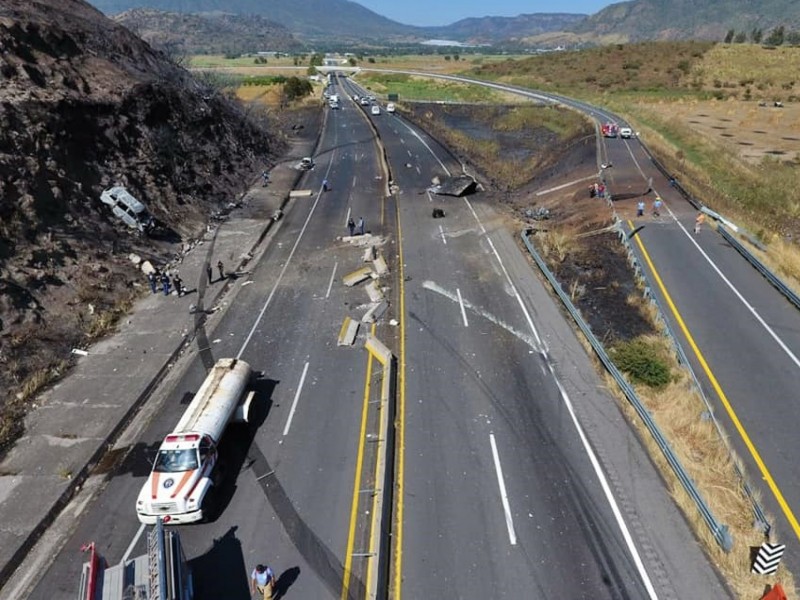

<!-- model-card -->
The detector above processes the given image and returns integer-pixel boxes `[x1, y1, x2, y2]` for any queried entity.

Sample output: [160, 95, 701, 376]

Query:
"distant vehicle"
[299, 157, 315, 170]
[329, 100, 340, 109]
[386, 102, 396, 113]
[100, 186, 155, 233]
[360, 97, 370, 106]
[619, 127, 633, 139]
[368, 95, 376, 102]
[352, 94, 359, 101]
[371, 105, 380, 115]
[601, 123, 618, 138]
[329, 94, 340, 103]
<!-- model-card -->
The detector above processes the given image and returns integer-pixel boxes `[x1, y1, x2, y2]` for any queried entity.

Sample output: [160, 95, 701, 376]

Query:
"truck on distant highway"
[601, 123, 619, 137]
[136, 358, 254, 525]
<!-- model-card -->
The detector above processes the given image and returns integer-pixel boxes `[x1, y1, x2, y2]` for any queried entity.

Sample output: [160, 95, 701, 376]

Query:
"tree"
[765, 26, 785, 46]
[724, 29, 735, 43]
[454, 53, 460, 61]
[348, 57, 357, 66]
[367, 57, 375, 63]
[787, 30, 800, 46]
[734, 31, 747, 43]
[284, 76, 312, 101]
[309, 53, 324, 67]
[751, 28, 763, 44]
[444, 55, 451, 61]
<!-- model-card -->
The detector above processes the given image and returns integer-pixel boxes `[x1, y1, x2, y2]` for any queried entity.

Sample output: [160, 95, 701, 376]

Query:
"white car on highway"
[371, 105, 380, 116]
[619, 127, 633, 138]
[386, 102, 396, 113]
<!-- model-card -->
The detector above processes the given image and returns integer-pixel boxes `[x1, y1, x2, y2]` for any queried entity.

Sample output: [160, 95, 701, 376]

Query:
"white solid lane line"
[121, 522, 146, 564]
[545, 362, 659, 599]
[395, 117, 451, 175]
[344, 206, 352, 227]
[439, 224, 447, 245]
[462, 197, 544, 349]
[236, 142, 337, 359]
[457, 288, 469, 327]
[489, 433, 517, 546]
[283, 361, 310, 436]
[663, 203, 800, 371]
[325, 261, 338, 299]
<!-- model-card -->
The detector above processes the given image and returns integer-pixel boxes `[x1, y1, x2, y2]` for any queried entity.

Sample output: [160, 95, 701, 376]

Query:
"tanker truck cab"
[136, 358, 253, 524]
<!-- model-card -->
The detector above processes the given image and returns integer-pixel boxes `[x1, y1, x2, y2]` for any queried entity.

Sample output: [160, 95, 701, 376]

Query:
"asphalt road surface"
[22, 75, 733, 600]
[615, 132, 800, 571]
[343, 77, 728, 599]
[30, 76, 388, 600]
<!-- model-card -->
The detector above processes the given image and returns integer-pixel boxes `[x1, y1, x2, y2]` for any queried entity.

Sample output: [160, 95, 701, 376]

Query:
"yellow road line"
[394, 198, 408, 599]
[341, 337, 375, 600]
[629, 220, 800, 540]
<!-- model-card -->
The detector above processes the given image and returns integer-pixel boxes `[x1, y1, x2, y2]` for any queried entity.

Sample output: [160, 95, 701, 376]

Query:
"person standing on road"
[348, 217, 355, 237]
[217, 260, 225, 280]
[250, 563, 275, 599]
[358, 216, 365, 235]
[636, 200, 645, 217]
[653, 197, 663, 217]
[694, 212, 705, 234]
[173, 274, 184, 297]
[147, 271, 158, 294]
[160, 272, 171, 296]
[206, 263, 213, 285]
[322, 179, 329, 192]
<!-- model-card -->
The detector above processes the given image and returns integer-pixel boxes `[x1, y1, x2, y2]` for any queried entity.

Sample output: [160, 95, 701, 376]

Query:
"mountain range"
[88, 0, 800, 46]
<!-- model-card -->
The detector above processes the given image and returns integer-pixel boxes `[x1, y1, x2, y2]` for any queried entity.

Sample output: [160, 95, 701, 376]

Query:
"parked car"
[371, 105, 380, 115]
[360, 97, 370, 106]
[386, 103, 396, 113]
[299, 157, 315, 170]
[619, 127, 633, 139]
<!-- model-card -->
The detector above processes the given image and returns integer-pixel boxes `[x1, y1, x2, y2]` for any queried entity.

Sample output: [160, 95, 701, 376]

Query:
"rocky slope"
[114, 8, 305, 55]
[0, 0, 282, 447]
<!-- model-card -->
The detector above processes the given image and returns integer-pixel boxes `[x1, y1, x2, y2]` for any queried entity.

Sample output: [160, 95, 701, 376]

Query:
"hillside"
[574, 0, 800, 41]
[89, 0, 420, 42]
[114, 9, 305, 55]
[432, 13, 587, 44]
[0, 0, 280, 444]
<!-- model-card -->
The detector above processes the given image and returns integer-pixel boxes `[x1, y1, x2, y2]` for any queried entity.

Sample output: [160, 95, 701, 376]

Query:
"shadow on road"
[189, 526, 250, 600]
[205, 377, 278, 522]
[274, 566, 301, 599]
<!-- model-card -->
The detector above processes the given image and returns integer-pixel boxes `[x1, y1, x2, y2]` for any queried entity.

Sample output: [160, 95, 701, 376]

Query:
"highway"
[20, 73, 733, 600]
[341, 77, 727, 598]
[614, 133, 800, 569]
[359, 66, 800, 576]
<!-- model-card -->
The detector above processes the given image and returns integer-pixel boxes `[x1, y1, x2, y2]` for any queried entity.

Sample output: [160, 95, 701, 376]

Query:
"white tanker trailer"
[136, 358, 254, 524]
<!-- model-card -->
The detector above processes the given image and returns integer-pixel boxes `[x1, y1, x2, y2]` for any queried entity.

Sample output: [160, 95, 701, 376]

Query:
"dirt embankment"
[0, 0, 285, 448]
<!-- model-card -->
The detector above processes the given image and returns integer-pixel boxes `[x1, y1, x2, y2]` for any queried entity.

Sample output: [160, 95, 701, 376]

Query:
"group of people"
[589, 182, 607, 198]
[148, 258, 228, 298]
[147, 269, 185, 297]
[206, 260, 226, 284]
[636, 197, 663, 218]
[347, 216, 365, 237]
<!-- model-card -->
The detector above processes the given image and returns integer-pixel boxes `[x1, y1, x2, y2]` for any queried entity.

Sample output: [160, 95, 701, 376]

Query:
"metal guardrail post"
[521, 230, 734, 552]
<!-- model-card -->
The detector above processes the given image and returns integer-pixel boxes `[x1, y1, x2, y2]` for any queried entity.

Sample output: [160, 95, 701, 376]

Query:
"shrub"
[609, 338, 672, 388]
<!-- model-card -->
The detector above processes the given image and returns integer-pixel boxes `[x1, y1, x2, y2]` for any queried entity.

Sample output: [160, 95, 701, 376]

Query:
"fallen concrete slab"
[337, 316, 359, 346]
[362, 300, 388, 323]
[343, 266, 374, 287]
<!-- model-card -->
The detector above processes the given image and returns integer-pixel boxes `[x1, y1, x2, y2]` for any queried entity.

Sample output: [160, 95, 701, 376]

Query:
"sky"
[357, 0, 614, 27]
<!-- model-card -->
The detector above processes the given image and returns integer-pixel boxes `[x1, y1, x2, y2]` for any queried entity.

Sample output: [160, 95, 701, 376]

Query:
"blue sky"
[357, 0, 614, 27]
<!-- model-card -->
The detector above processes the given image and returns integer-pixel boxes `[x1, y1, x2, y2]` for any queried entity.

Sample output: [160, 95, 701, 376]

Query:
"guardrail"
[718, 225, 800, 313]
[521, 229, 734, 551]
[363, 334, 395, 599]
[614, 221, 771, 534]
